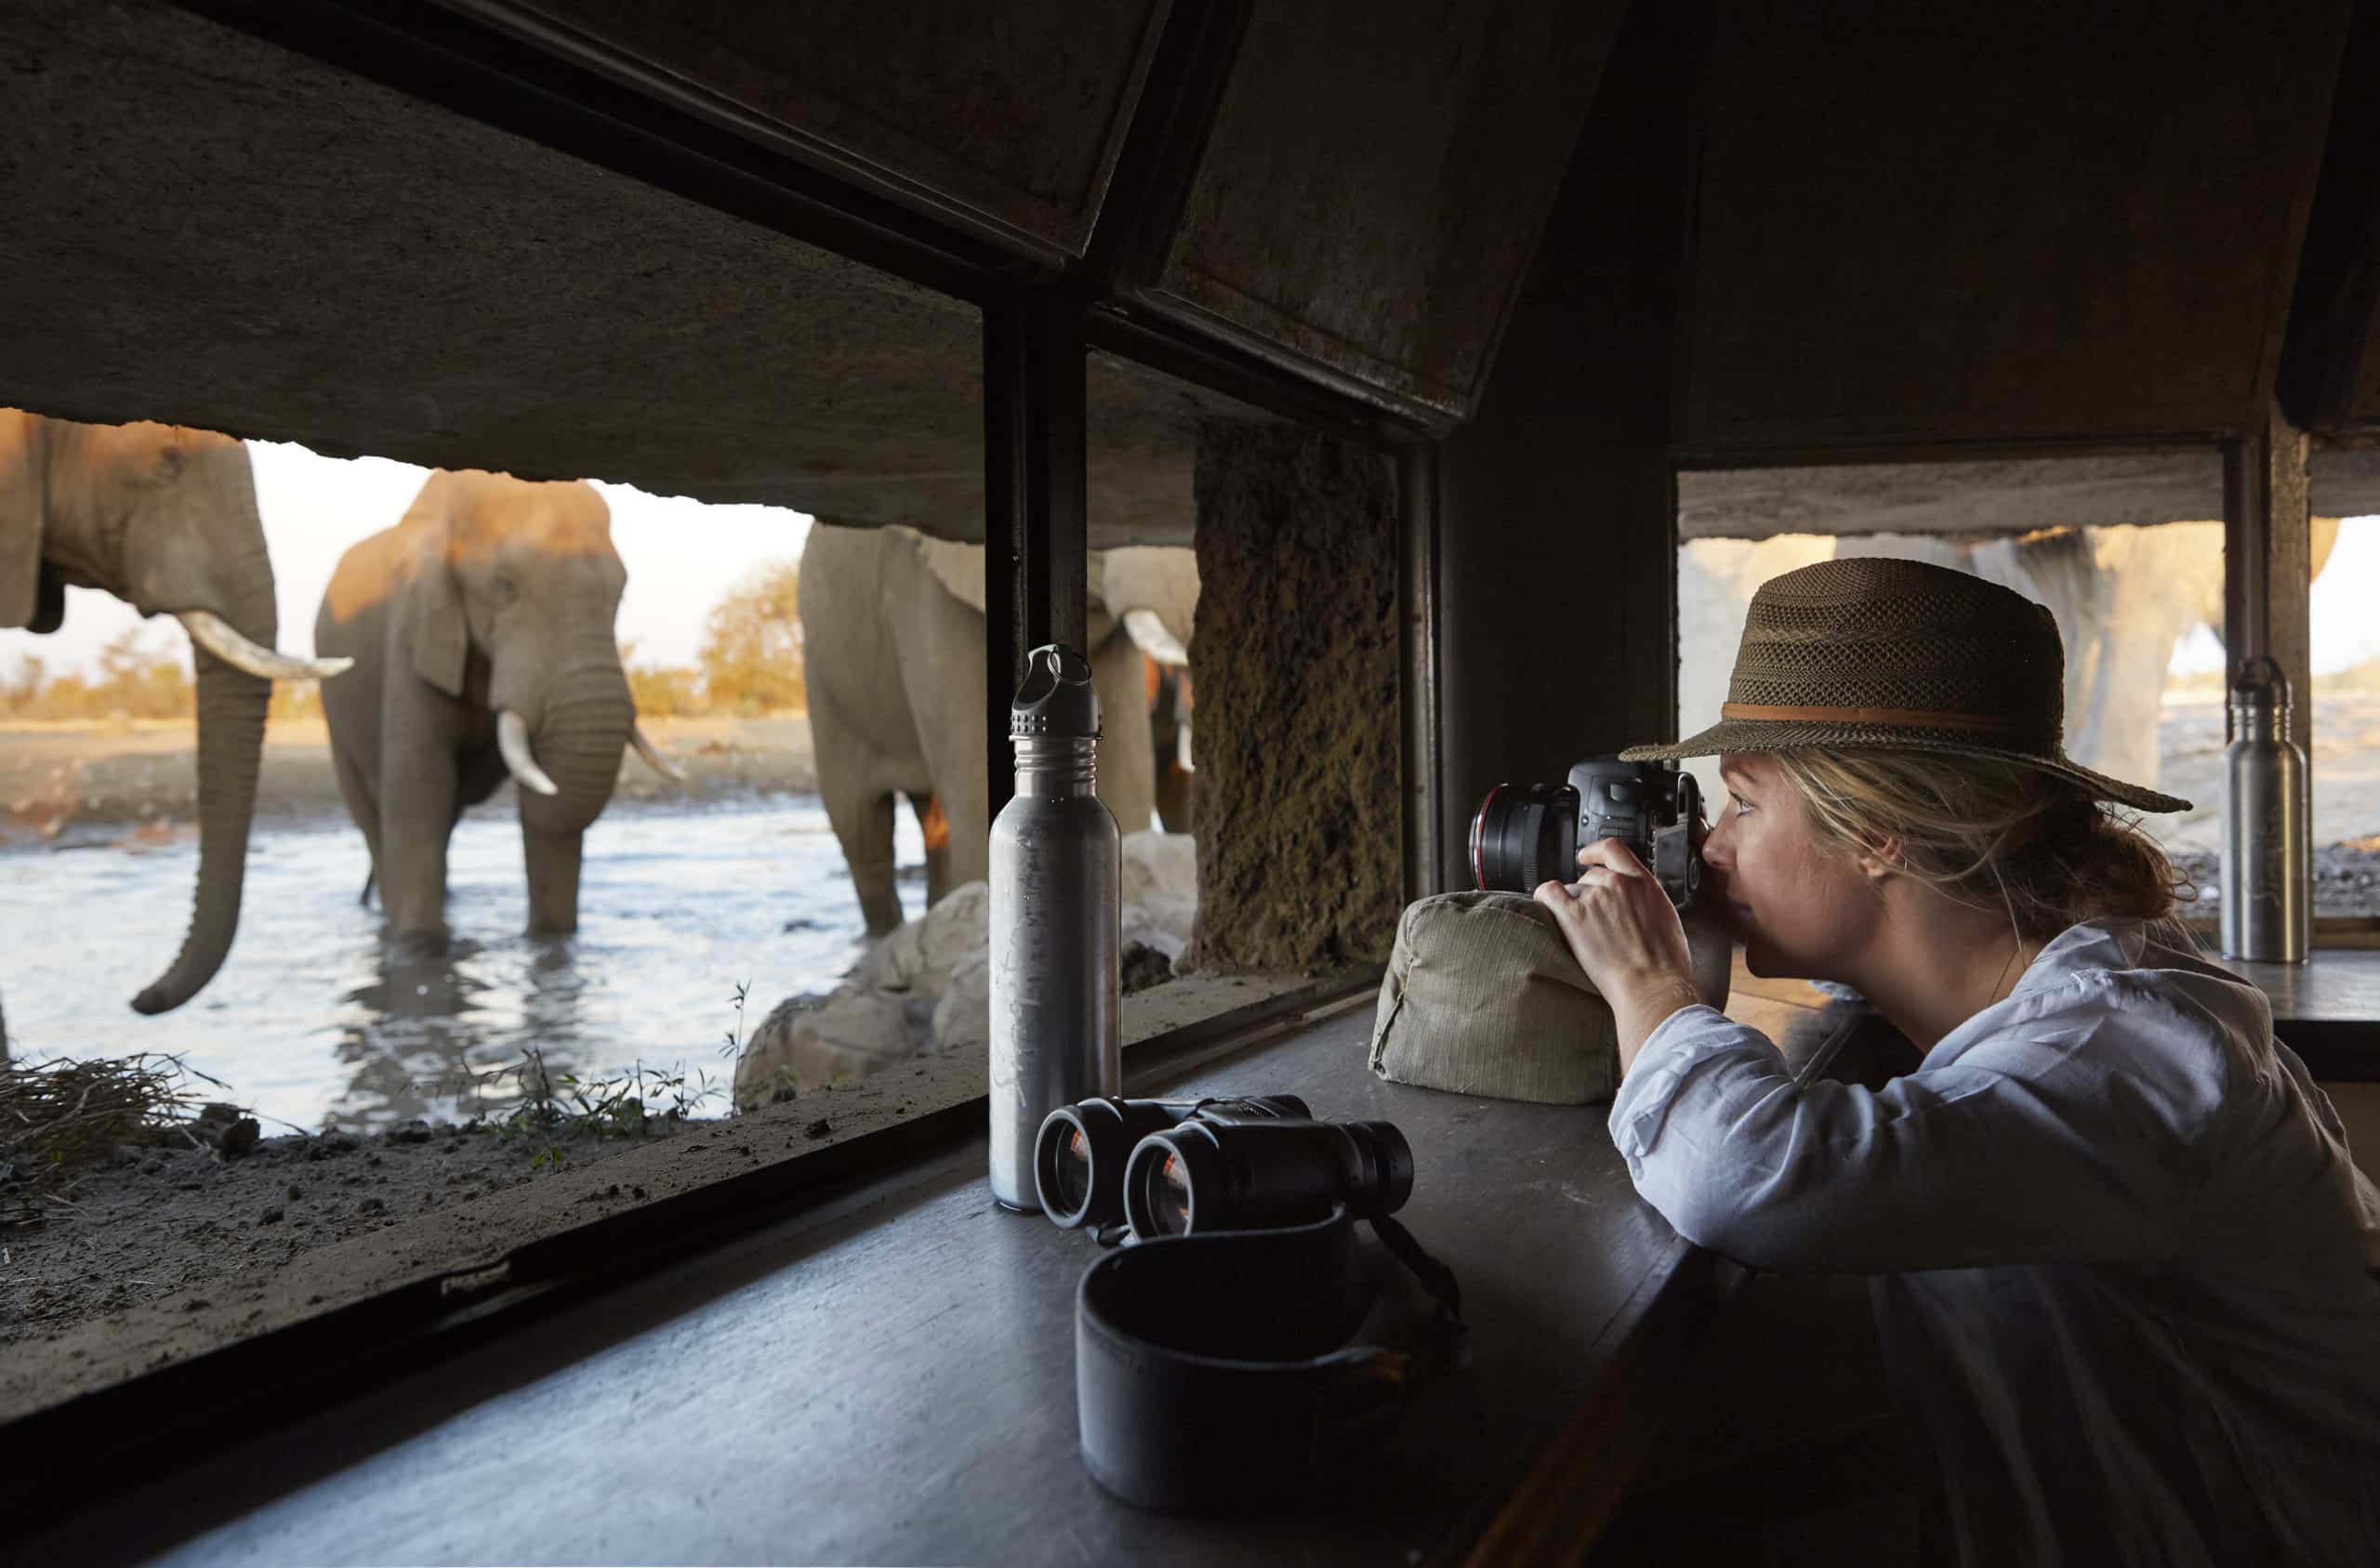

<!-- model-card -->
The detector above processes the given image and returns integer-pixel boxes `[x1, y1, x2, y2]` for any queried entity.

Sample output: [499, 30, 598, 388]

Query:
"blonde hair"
[1765, 749, 2195, 946]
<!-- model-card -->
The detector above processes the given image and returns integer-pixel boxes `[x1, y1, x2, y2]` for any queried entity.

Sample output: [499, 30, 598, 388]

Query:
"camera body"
[1470, 758, 1704, 905]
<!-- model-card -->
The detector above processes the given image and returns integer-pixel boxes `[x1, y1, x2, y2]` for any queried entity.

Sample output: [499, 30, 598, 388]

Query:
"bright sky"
[0, 441, 812, 679]
[2169, 515, 2380, 675]
[8, 449, 2380, 684]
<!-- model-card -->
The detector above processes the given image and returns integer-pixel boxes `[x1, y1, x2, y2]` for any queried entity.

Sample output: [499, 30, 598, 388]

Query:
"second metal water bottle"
[2220, 654, 2311, 963]
[987, 644, 1121, 1210]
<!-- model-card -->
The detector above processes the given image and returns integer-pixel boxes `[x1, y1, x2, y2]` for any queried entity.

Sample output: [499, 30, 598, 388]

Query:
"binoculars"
[1034, 1094, 1415, 1239]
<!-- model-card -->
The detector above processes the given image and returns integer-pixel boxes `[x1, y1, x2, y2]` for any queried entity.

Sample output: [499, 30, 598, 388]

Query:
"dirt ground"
[2, 1114, 706, 1347]
[0, 712, 815, 842]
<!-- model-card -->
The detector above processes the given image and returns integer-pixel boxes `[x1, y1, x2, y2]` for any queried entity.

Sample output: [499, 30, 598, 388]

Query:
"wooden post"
[2223, 400, 2316, 883]
[983, 290, 1091, 823]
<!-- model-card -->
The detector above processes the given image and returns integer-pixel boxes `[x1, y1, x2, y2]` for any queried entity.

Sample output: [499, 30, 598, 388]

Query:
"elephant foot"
[388, 924, 453, 962]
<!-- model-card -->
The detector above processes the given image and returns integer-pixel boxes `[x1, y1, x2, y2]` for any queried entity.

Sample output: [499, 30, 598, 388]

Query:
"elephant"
[1, 408, 350, 1026]
[798, 522, 1197, 936]
[1679, 518, 2343, 812]
[314, 468, 684, 947]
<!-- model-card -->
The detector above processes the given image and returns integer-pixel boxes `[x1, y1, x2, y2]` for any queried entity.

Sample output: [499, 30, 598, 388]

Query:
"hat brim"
[1620, 718, 2192, 816]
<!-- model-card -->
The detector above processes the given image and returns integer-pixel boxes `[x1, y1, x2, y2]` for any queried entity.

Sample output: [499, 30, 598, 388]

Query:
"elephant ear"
[910, 527, 989, 618]
[1099, 547, 1199, 665]
[398, 474, 470, 697]
[0, 408, 56, 633]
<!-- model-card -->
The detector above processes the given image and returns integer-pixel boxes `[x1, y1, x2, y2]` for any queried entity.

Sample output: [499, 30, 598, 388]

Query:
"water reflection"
[1, 797, 922, 1131]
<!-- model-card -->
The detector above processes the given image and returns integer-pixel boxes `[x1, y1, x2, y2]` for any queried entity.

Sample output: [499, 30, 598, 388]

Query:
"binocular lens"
[1047, 1127, 1093, 1217]
[1143, 1151, 1195, 1236]
[1034, 1094, 1311, 1231]
[1120, 1116, 1414, 1240]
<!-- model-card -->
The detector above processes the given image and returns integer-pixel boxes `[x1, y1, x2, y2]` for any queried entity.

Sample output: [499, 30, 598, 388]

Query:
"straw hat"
[1622, 557, 2190, 814]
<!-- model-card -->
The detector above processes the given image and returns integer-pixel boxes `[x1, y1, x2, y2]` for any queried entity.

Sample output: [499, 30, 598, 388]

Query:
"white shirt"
[1610, 920, 2380, 1566]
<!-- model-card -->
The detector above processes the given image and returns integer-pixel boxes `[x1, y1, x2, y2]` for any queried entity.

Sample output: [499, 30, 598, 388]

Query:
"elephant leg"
[378, 744, 460, 948]
[1091, 639, 1156, 836]
[522, 823, 584, 936]
[916, 794, 955, 907]
[329, 741, 386, 905]
[810, 682, 907, 934]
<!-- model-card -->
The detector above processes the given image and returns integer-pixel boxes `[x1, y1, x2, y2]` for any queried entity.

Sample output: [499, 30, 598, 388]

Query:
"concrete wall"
[1186, 424, 1401, 970]
[1436, 1, 1688, 888]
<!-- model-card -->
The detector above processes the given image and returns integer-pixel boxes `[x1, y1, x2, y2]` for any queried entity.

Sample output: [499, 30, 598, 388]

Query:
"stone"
[1120, 942, 1174, 995]
[735, 989, 926, 1108]
[1188, 424, 1401, 969]
[217, 1116, 260, 1161]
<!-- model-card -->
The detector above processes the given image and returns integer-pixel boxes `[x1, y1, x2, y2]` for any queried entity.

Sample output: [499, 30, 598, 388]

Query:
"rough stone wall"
[1188, 424, 1401, 971]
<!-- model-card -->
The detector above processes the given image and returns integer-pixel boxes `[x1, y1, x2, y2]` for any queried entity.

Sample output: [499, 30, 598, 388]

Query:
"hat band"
[1720, 701, 2027, 738]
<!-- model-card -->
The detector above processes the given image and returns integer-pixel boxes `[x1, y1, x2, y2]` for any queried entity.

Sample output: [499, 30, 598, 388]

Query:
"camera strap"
[1073, 1206, 1468, 1512]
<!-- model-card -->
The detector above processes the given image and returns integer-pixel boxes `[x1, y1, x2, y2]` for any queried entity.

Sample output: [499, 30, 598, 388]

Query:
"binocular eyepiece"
[1034, 1095, 1413, 1240]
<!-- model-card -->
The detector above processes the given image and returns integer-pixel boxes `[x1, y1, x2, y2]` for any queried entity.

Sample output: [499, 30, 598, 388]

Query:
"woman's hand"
[1533, 837, 1706, 1073]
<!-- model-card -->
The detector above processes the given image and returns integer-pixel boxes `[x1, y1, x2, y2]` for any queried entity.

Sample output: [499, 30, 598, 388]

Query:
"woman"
[1536, 557, 2380, 1566]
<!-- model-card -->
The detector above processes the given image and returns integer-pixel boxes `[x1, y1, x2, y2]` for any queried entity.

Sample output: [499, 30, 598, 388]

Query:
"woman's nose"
[1702, 810, 1736, 870]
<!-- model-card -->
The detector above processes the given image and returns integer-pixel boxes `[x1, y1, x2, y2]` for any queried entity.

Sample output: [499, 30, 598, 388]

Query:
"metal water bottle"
[2220, 654, 2311, 963]
[987, 644, 1121, 1210]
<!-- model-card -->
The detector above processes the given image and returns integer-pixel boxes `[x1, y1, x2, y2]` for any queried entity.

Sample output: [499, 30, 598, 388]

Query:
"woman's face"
[1701, 753, 1881, 979]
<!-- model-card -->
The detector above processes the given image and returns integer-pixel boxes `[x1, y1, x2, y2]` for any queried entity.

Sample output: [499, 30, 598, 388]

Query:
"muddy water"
[0, 797, 922, 1132]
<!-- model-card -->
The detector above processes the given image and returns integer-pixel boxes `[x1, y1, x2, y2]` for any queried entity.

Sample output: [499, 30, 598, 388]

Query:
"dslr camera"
[1469, 758, 1705, 905]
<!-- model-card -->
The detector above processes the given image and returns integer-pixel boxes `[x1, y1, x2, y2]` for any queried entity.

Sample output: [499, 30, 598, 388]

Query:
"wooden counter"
[134, 971, 1858, 1567]
[2218, 950, 2380, 1077]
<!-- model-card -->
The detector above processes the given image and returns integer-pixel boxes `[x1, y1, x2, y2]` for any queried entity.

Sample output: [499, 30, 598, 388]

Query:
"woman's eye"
[1728, 795, 1754, 818]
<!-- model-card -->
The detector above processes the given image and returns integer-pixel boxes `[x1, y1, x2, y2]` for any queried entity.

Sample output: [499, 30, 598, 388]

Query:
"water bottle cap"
[2229, 654, 2293, 711]
[1010, 644, 1102, 739]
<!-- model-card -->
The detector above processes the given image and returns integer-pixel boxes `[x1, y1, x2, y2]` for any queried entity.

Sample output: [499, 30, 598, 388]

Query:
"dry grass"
[0, 1053, 224, 1229]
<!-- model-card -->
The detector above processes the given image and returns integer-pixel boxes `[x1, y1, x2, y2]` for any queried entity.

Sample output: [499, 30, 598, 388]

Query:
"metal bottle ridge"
[987, 645, 1122, 1210]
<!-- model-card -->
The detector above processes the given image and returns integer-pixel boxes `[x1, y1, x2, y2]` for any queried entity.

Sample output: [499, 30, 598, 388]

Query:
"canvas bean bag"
[1368, 890, 1733, 1104]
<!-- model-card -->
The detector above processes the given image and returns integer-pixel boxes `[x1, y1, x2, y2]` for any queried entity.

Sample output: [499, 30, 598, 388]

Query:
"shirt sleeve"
[1605, 991, 2221, 1273]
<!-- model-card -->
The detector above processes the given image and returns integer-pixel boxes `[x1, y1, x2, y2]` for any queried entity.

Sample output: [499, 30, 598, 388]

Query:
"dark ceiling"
[2, 0, 2375, 547]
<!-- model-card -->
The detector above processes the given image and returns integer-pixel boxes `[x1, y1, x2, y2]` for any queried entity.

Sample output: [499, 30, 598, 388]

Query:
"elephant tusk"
[1121, 608, 1189, 667]
[630, 723, 690, 784]
[178, 611, 354, 681]
[496, 710, 560, 797]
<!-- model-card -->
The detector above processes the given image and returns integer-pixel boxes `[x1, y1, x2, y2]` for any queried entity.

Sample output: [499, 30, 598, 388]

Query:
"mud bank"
[1, 1114, 713, 1347]
[2170, 843, 2380, 921]
[0, 713, 816, 842]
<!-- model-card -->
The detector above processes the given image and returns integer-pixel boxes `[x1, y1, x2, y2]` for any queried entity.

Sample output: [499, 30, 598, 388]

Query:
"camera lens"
[1470, 782, 1580, 892]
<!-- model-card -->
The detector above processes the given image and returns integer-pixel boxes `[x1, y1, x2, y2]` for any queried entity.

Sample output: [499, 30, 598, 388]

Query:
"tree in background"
[1, 628, 193, 720]
[697, 558, 806, 715]
[93, 626, 194, 719]
[619, 639, 707, 718]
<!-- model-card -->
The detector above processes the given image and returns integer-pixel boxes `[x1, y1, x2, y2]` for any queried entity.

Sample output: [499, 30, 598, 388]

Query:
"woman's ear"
[0, 409, 51, 632]
[400, 474, 469, 696]
[1854, 834, 1907, 883]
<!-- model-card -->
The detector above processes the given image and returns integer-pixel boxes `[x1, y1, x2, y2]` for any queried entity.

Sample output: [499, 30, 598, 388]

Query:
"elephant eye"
[492, 574, 519, 606]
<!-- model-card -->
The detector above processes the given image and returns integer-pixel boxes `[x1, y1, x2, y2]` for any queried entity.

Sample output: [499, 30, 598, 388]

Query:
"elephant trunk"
[132, 643, 270, 1014]
[519, 660, 634, 837]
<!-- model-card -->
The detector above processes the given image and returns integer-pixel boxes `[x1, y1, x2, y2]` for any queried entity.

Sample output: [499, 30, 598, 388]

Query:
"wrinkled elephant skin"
[800, 523, 1197, 936]
[1682, 520, 2341, 811]
[315, 469, 661, 947]
[2, 409, 344, 1016]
